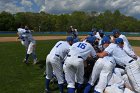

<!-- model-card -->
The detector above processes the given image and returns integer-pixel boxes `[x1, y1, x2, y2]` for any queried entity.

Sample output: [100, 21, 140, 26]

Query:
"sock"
[84, 83, 92, 93]
[77, 83, 82, 89]
[45, 79, 50, 90]
[58, 84, 64, 93]
[25, 54, 29, 63]
[68, 88, 75, 93]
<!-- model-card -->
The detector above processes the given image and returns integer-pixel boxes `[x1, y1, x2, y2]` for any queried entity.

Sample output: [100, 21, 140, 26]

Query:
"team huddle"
[17, 26, 140, 93]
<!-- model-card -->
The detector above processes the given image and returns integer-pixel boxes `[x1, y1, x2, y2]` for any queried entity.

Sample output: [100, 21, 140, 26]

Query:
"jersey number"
[56, 43, 62, 48]
[77, 43, 87, 49]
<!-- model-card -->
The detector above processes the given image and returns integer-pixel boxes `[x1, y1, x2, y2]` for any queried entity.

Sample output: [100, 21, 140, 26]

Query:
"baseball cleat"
[45, 89, 51, 93]
[33, 59, 38, 65]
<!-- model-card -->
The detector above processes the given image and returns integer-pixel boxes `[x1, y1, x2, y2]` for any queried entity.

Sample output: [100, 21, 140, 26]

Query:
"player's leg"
[51, 58, 64, 93]
[94, 59, 115, 93]
[25, 43, 33, 63]
[31, 44, 38, 64]
[84, 58, 104, 93]
[45, 55, 53, 92]
[63, 58, 76, 93]
[104, 85, 123, 93]
[75, 59, 84, 92]
[125, 61, 140, 93]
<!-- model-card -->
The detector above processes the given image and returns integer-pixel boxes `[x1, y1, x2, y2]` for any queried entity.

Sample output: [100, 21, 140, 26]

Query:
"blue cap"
[66, 36, 73, 42]
[115, 38, 123, 44]
[112, 29, 120, 35]
[101, 36, 110, 45]
[86, 36, 96, 45]
[88, 32, 94, 36]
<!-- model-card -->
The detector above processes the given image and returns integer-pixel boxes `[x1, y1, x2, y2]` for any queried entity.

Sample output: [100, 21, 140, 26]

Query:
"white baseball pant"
[63, 56, 84, 88]
[46, 54, 64, 84]
[94, 56, 116, 93]
[125, 60, 140, 93]
[27, 42, 35, 54]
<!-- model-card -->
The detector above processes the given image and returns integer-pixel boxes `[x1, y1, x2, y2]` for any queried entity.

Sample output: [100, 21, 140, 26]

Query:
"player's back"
[49, 41, 70, 59]
[105, 43, 133, 66]
[68, 41, 96, 60]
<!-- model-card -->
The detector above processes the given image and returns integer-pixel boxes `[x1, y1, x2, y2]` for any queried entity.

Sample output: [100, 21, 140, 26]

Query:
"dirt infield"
[0, 36, 140, 42]
[0, 36, 139, 56]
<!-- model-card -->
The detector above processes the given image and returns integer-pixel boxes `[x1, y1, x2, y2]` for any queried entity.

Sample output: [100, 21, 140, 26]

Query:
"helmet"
[101, 36, 110, 45]
[115, 38, 123, 44]
[112, 29, 120, 35]
[86, 36, 96, 45]
[66, 36, 73, 42]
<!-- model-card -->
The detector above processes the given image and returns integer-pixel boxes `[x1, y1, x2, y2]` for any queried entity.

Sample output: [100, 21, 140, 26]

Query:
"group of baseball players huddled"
[17, 26, 140, 93]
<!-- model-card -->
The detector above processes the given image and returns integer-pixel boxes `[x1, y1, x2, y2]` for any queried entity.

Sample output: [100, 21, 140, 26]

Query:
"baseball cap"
[101, 37, 110, 45]
[112, 29, 120, 35]
[86, 36, 96, 45]
[66, 36, 73, 42]
[115, 38, 123, 44]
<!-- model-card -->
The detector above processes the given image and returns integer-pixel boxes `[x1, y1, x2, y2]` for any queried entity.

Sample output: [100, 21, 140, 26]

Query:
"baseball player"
[97, 37, 140, 93]
[45, 36, 73, 93]
[104, 68, 135, 93]
[63, 36, 97, 93]
[23, 27, 38, 64]
[84, 37, 116, 93]
[115, 38, 139, 63]
[112, 29, 134, 52]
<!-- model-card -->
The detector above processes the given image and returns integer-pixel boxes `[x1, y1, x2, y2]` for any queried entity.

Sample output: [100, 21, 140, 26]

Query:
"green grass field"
[0, 40, 140, 93]
[0, 40, 60, 93]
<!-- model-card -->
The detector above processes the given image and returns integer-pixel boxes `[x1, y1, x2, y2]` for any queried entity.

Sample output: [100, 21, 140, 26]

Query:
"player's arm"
[97, 51, 108, 58]
[97, 44, 114, 58]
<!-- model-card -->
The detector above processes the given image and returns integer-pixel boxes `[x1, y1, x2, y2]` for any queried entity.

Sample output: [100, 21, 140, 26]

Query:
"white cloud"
[21, 0, 33, 8]
[41, 0, 140, 19]
[0, 0, 25, 13]
[0, 0, 140, 19]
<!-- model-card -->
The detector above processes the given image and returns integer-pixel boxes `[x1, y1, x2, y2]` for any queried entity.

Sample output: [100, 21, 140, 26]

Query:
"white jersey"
[119, 34, 133, 50]
[49, 41, 70, 60]
[27, 33, 36, 44]
[17, 28, 26, 34]
[123, 42, 136, 58]
[68, 41, 96, 60]
[17, 28, 29, 46]
[104, 43, 133, 66]
[95, 32, 101, 40]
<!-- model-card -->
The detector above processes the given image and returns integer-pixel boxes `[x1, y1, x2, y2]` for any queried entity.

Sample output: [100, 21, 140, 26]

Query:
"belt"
[67, 55, 83, 59]
[55, 54, 60, 57]
[67, 55, 71, 57]
[128, 59, 134, 63]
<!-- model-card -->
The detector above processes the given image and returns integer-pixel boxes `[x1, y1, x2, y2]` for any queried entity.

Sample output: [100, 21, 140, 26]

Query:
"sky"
[0, 0, 140, 19]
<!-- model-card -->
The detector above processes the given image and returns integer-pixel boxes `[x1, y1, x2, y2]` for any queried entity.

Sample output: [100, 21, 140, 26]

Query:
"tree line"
[0, 10, 140, 32]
